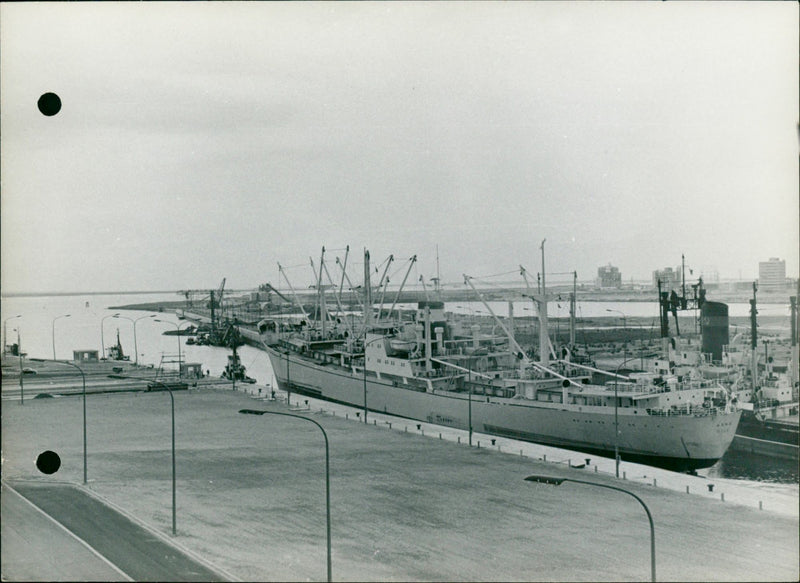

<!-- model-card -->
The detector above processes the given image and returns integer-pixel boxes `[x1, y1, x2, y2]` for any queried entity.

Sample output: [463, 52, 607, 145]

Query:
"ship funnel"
[701, 301, 729, 362]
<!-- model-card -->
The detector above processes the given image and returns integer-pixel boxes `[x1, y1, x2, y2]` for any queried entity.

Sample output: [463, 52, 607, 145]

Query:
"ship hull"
[266, 345, 740, 472]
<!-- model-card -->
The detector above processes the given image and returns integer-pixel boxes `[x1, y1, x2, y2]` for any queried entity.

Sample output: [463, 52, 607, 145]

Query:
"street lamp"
[612, 356, 642, 477]
[524, 474, 656, 582]
[114, 314, 155, 365]
[3, 314, 21, 354]
[154, 319, 191, 378]
[606, 309, 628, 363]
[100, 313, 120, 359]
[241, 409, 332, 582]
[140, 378, 177, 536]
[16, 327, 24, 405]
[31, 358, 87, 484]
[52, 314, 71, 360]
[468, 355, 474, 446]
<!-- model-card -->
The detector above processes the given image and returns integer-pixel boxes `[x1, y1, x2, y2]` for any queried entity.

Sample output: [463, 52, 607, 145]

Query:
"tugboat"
[220, 323, 256, 384]
[106, 329, 130, 361]
[729, 284, 799, 460]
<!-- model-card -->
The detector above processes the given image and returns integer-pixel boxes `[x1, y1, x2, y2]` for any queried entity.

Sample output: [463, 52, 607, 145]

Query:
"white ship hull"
[265, 344, 740, 471]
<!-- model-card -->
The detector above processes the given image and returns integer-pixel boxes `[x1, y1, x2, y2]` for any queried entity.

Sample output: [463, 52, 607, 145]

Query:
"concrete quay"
[1, 355, 241, 401]
[2, 381, 797, 582]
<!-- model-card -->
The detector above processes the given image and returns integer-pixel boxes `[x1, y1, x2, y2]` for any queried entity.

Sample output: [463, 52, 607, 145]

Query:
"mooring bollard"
[686, 486, 690, 494]
[721, 493, 725, 502]
[594, 465, 598, 473]
[345, 413, 348, 420]
[707, 484, 714, 492]
[477, 441, 480, 449]
[491, 438, 496, 446]
[543, 454, 546, 462]
[457, 436, 461, 444]
[653, 478, 657, 487]
[623, 471, 626, 480]
[759, 501, 763, 510]
[439, 433, 442, 439]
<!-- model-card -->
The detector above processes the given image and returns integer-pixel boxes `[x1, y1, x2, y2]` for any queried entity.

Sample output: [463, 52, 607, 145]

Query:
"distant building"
[759, 257, 787, 290]
[73, 349, 99, 362]
[699, 266, 719, 284]
[652, 267, 679, 289]
[597, 264, 622, 288]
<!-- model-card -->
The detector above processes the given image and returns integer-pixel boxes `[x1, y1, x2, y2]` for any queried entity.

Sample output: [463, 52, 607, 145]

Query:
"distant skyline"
[2, 2, 798, 294]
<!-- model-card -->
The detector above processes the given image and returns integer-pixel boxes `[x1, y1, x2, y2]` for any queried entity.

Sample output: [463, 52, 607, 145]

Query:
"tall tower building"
[759, 258, 786, 290]
[597, 264, 622, 288]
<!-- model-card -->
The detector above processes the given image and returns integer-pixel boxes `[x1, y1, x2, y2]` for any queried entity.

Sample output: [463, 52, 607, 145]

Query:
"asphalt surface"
[9, 482, 225, 582]
[1, 482, 128, 581]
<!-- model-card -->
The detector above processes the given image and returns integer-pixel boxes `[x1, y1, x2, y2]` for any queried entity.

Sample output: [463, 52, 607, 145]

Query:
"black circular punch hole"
[37, 92, 61, 116]
[36, 450, 61, 474]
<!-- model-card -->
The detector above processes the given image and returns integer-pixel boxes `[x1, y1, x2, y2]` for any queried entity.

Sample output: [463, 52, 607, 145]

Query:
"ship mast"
[538, 239, 551, 367]
[791, 283, 799, 398]
[337, 245, 349, 311]
[363, 249, 372, 328]
[375, 255, 394, 320]
[278, 263, 310, 321]
[419, 275, 431, 302]
[316, 247, 327, 337]
[322, 256, 356, 339]
[383, 255, 417, 322]
[569, 270, 577, 347]
[435, 244, 441, 300]
[750, 281, 758, 389]
[463, 275, 527, 360]
[336, 254, 363, 312]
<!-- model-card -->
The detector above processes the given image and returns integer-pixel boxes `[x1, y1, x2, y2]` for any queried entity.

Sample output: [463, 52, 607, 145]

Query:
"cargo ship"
[255, 245, 741, 471]
[663, 278, 800, 461]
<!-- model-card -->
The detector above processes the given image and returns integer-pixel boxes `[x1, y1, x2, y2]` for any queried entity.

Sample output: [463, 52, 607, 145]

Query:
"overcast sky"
[1, 2, 797, 294]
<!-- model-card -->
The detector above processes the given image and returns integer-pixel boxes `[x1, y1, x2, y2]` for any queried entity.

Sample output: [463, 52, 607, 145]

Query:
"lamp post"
[100, 312, 120, 359]
[606, 309, 628, 363]
[468, 355, 474, 447]
[524, 474, 656, 582]
[612, 356, 641, 478]
[31, 358, 87, 484]
[154, 319, 190, 378]
[140, 378, 177, 536]
[3, 314, 21, 354]
[114, 314, 155, 365]
[243, 409, 332, 582]
[17, 327, 24, 405]
[285, 350, 291, 407]
[52, 314, 71, 360]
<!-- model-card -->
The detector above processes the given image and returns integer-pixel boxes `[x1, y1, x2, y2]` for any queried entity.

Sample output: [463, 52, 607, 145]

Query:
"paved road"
[1, 482, 128, 581]
[9, 482, 225, 582]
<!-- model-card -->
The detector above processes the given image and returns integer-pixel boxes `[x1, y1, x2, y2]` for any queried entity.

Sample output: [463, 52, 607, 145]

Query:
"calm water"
[704, 449, 799, 484]
[2, 292, 797, 485]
